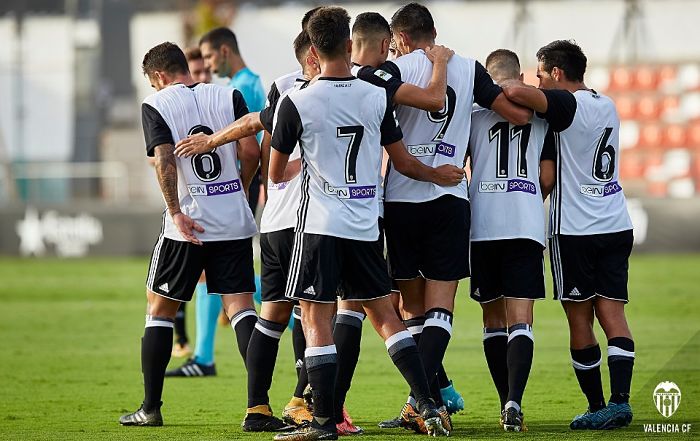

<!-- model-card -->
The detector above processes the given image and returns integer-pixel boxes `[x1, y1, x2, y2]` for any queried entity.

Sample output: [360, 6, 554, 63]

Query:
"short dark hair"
[142, 42, 188, 77]
[184, 46, 202, 62]
[301, 6, 322, 29]
[536, 40, 587, 82]
[199, 27, 239, 54]
[306, 6, 351, 58]
[391, 2, 434, 41]
[293, 30, 312, 64]
[485, 49, 520, 81]
[352, 12, 390, 38]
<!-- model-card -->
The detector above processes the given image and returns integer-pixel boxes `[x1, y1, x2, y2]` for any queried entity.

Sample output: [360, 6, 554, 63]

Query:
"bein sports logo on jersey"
[478, 179, 537, 195]
[323, 182, 376, 199]
[580, 181, 623, 197]
[188, 179, 242, 196]
[407, 142, 456, 158]
[654, 381, 681, 418]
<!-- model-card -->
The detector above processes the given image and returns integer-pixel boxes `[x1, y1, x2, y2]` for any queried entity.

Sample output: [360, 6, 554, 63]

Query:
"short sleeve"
[540, 127, 557, 162]
[356, 61, 403, 103]
[260, 105, 275, 134]
[536, 89, 577, 132]
[270, 96, 303, 155]
[266, 81, 280, 109]
[473, 61, 503, 109]
[141, 103, 174, 157]
[232, 89, 250, 120]
[380, 92, 403, 146]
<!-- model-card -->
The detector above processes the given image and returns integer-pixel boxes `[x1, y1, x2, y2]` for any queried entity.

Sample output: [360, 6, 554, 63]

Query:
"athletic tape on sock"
[385, 330, 416, 356]
[403, 316, 426, 336]
[508, 323, 534, 343]
[254, 318, 286, 340]
[483, 327, 508, 340]
[571, 345, 603, 370]
[305, 345, 337, 370]
[230, 308, 257, 328]
[145, 315, 175, 328]
[424, 308, 453, 336]
[292, 306, 302, 320]
[336, 309, 365, 328]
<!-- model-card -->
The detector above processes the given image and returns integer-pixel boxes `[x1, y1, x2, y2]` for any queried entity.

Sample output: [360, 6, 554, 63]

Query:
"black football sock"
[571, 344, 606, 412]
[142, 315, 174, 413]
[505, 324, 534, 412]
[247, 318, 287, 408]
[419, 308, 453, 405]
[305, 345, 338, 431]
[229, 308, 257, 366]
[483, 327, 509, 409]
[333, 309, 365, 424]
[386, 330, 433, 407]
[403, 316, 425, 404]
[174, 303, 188, 345]
[607, 337, 635, 404]
[437, 364, 451, 389]
[292, 306, 308, 399]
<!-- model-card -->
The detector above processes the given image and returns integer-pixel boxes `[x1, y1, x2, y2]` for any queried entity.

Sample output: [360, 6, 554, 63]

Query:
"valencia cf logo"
[653, 381, 681, 418]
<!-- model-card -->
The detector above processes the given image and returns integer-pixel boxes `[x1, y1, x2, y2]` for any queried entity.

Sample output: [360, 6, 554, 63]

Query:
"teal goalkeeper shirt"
[229, 67, 266, 142]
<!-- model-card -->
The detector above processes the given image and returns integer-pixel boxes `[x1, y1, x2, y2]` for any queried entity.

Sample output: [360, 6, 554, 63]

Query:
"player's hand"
[425, 45, 454, 64]
[432, 164, 465, 186]
[174, 133, 213, 158]
[172, 212, 205, 245]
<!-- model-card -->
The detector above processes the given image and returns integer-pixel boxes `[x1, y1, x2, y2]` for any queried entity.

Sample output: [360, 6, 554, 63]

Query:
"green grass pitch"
[0, 254, 698, 440]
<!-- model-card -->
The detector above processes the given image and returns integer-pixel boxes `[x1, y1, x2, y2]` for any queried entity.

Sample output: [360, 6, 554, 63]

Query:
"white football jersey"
[383, 50, 501, 203]
[260, 73, 307, 233]
[141, 83, 257, 242]
[271, 77, 402, 241]
[550, 90, 633, 236]
[469, 107, 549, 245]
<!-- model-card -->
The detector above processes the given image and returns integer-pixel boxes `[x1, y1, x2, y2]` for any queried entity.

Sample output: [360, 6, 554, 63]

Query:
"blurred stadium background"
[0, 0, 699, 257]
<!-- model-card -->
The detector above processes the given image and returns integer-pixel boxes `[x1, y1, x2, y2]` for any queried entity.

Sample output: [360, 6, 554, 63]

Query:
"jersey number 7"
[337, 126, 365, 184]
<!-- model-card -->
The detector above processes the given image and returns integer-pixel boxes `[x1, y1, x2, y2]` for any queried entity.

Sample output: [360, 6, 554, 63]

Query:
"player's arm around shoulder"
[392, 45, 454, 111]
[472, 61, 532, 126]
[500, 80, 576, 131]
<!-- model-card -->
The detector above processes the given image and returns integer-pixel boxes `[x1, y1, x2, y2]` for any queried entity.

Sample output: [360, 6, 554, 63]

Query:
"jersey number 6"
[188, 125, 222, 182]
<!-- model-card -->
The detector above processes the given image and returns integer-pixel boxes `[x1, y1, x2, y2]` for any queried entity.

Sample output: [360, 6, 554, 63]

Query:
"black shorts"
[260, 229, 295, 303]
[549, 230, 633, 303]
[146, 236, 256, 302]
[469, 239, 545, 303]
[285, 232, 392, 303]
[384, 195, 470, 281]
[378, 216, 399, 293]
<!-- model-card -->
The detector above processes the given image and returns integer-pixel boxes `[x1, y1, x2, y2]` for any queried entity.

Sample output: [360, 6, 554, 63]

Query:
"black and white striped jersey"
[469, 89, 575, 245]
[362, 49, 502, 203]
[141, 83, 257, 241]
[271, 76, 402, 241]
[259, 72, 308, 234]
[549, 89, 633, 236]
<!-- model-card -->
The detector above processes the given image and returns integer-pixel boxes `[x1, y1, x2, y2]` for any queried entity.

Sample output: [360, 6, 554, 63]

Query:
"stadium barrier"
[1, 198, 699, 257]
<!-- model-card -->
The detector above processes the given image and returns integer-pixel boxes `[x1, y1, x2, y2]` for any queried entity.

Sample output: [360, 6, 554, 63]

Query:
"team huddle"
[120, 3, 636, 439]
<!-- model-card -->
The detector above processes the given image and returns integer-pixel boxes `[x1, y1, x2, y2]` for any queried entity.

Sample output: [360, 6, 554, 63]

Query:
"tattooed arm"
[154, 143, 204, 244]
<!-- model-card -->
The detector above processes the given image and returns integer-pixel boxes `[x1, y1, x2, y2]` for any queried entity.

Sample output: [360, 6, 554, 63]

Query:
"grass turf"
[0, 254, 698, 440]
